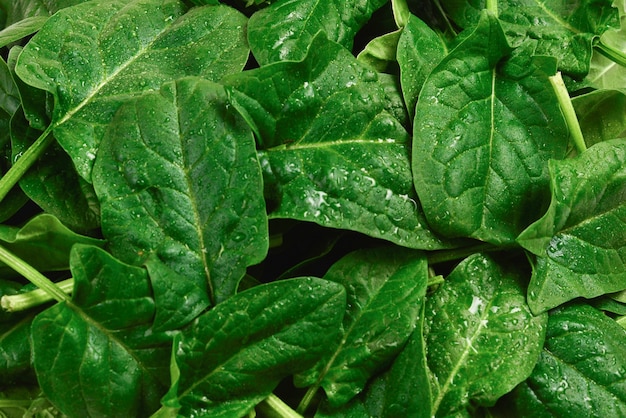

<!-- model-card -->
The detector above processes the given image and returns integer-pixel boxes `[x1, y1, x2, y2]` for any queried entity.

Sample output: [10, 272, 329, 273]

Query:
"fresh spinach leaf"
[413, 10, 568, 244]
[155, 277, 346, 417]
[0, 16, 47, 49]
[518, 138, 626, 314]
[573, 89, 626, 147]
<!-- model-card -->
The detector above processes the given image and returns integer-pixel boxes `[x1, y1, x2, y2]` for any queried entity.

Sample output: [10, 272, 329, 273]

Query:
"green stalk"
[549, 72, 587, 154]
[0, 124, 55, 204]
[595, 39, 626, 68]
[486, 0, 498, 16]
[0, 245, 69, 303]
[297, 385, 318, 415]
[426, 242, 499, 265]
[1, 278, 74, 312]
[257, 394, 303, 418]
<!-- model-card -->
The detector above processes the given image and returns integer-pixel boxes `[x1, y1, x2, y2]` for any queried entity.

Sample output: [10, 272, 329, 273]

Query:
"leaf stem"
[296, 386, 318, 415]
[257, 394, 303, 418]
[0, 245, 69, 303]
[1, 278, 74, 312]
[0, 124, 54, 204]
[549, 72, 586, 154]
[595, 39, 626, 68]
[486, 0, 499, 16]
[426, 242, 499, 265]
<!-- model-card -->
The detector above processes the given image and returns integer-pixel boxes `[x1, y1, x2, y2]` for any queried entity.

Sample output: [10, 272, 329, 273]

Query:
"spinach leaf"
[573, 89, 626, 147]
[226, 34, 454, 249]
[247, 0, 388, 65]
[425, 253, 547, 417]
[93, 77, 268, 311]
[413, 11, 568, 244]
[518, 139, 626, 314]
[155, 277, 346, 417]
[295, 247, 428, 408]
[31, 244, 172, 417]
[0, 16, 47, 48]
[507, 303, 626, 416]
[15, 0, 249, 181]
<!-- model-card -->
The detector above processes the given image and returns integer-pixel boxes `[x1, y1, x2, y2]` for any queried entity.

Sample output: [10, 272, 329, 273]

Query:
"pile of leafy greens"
[0, 0, 625, 416]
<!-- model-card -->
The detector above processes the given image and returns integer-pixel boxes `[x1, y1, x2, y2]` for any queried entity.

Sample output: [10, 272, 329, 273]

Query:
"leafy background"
[0, 0, 625, 417]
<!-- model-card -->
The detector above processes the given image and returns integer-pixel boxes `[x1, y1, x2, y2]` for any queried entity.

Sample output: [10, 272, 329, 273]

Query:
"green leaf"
[0, 313, 35, 385]
[412, 11, 568, 244]
[517, 139, 626, 314]
[247, 0, 388, 65]
[397, 14, 447, 119]
[0, 57, 20, 118]
[31, 245, 172, 417]
[296, 247, 428, 408]
[0, 213, 104, 278]
[11, 109, 101, 232]
[225, 34, 454, 250]
[0, 0, 85, 28]
[156, 277, 346, 417]
[508, 303, 626, 416]
[440, 0, 620, 76]
[15, 0, 249, 181]
[572, 89, 626, 147]
[93, 77, 268, 310]
[0, 16, 47, 48]
[425, 253, 547, 417]
[356, 30, 402, 73]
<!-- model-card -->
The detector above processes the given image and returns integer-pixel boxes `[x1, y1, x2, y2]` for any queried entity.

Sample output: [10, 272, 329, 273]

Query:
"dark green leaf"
[508, 303, 626, 416]
[425, 253, 547, 417]
[0, 0, 85, 28]
[0, 214, 104, 277]
[225, 34, 455, 250]
[413, 11, 568, 244]
[93, 77, 268, 309]
[156, 277, 346, 417]
[247, 0, 387, 65]
[518, 139, 626, 314]
[15, 0, 249, 181]
[11, 109, 101, 232]
[0, 57, 20, 118]
[397, 14, 447, 119]
[31, 245, 172, 417]
[0, 313, 34, 386]
[296, 247, 428, 407]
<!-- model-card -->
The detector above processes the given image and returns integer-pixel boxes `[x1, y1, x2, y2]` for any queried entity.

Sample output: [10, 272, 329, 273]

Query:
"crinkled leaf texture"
[518, 139, 626, 314]
[425, 253, 547, 417]
[155, 277, 346, 417]
[296, 247, 428, 407]
[0, 213, 104, 277]
[508, 303, 626, 416]
[31, 245, 172, 417]
[412, 11, 568, 244]
[440, 0, 619, 76]
[225, 34, 454, 250]
[247, 0, 387, 65]
[93, 78, 268, 319]
[15, 0, 249, 180]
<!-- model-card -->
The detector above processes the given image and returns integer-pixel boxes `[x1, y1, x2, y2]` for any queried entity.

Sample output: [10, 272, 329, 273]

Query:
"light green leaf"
[93, 77, 268, 311]
[425, 253, 547, 417]
[0, 0, 85, 28]
[225, 34, 455, 250]
[247, 0, 387, 65]
[156, 277, 346, 417]
[296, 247, 428, 408]
[15, 0, 249, 181]
[31, 245, 172, 417]
[413, 11, 568, 244]
[518, 139, 626, 314]
[356, 30, 402, 73]
[573, 89, 626, 147]
[508, 303, 626, 416]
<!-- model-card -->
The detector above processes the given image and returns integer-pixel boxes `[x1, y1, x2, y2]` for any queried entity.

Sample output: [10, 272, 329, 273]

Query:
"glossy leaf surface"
[573, 89, 626, 147]
[296, 247, 428, 407]
[413, 11, 568, 244]
[93, 78, 267, 311]
[225, 34, 453, 250]
[425, 253, 547, 417]
[31, 245, 172, 417]
[15, 0, 249, 180]
[247, 0, 387, 65]
[509, 304, 626, 416]
[157, 277, 346, 417]
[518, 139, 626, 313]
